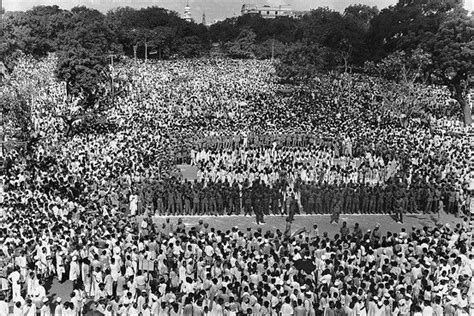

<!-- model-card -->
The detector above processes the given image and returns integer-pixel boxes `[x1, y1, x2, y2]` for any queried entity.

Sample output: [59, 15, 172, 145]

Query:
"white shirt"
[281, 303, 293, 316]
[0, 300, 8, 316]
[422, 305, 433, 316]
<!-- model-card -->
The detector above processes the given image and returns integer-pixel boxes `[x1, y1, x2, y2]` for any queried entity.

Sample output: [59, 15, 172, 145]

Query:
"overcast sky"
[3, 0, 473, 23]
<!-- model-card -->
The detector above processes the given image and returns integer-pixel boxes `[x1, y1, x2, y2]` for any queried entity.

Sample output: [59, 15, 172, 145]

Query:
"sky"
[3, 0, 473, 23]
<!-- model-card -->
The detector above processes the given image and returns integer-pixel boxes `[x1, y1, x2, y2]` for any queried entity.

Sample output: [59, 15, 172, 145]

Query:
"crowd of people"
[1, 215, 473, 315]
[3, 56, 469, 220]
[0, 54, 471, 314]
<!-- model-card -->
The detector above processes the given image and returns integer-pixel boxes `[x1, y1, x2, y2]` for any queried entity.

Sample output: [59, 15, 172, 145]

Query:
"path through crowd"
[145, 212, 462, 238]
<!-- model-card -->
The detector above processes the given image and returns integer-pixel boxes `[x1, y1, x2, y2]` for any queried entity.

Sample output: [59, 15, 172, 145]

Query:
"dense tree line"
[0, 1, 472, 123]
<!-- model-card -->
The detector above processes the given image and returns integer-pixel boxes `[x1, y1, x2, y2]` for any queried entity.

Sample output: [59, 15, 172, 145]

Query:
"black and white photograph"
[0, 0, 473, 314]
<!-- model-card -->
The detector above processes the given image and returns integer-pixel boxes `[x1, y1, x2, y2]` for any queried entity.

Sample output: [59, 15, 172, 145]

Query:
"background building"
[183, 0, 192, 22]
[241, 1, 293, 19]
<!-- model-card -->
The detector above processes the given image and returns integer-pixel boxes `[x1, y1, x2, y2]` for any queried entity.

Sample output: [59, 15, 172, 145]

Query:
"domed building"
[183, 0, 192, 22]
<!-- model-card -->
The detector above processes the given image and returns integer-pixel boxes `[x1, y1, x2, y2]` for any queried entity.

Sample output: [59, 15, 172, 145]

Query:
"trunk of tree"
[460, 97, 472, 126]
[453, 89, 472, 126]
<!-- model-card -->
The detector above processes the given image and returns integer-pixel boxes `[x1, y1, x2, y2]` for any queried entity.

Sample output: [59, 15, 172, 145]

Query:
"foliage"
[210, 15, 297, 44]
[0, 83, 33, 142]
[366, 0, 463, 60]
[106, 6, 209, 59]
[224, 29, 257, 59]
[426, 8, 473, 125]
[275, 42, 332, 83]
[253, 39, 286, 60]
[0, 0, 471, 123]
[54, 7, 121, 97]
[54, 71, 127, 138]
[364, 48, 432, 83]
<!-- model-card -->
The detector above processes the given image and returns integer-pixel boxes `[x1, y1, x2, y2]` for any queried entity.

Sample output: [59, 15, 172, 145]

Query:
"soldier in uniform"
[359, 186, 367, 214]
[155, 183, 165, 215]
[367, 186, 377, 214]
[407, 187, 417, 214]
[201, 188, 209, 215]
[287, 193, 298, 223]
[262, 184, 271, 216]
[167, 187, 176, 215]
[448, 185, 457, 215]
[216, 188, 224, 215]
[321, 185, 329, 214]
[424, 184, 434, 214]
[243, 186, 252, 216]
[330, 190, 342, 224]
[374, 186, 382, 214]
[183, 188, 191, 215]
[230, 183, 240, 215]
[385, 188, 394, 215]
[175, 186, 183, 214]
[315, 184, 322, 214]
[300, 184, 309, 214]
[209, 187, 217, 215]
[394, 187, 406, 223]
[254, 188, 265, 225]
[307, 185, 315, 215]
[192, 184, 200, 215]
[271, 185, 282, 215]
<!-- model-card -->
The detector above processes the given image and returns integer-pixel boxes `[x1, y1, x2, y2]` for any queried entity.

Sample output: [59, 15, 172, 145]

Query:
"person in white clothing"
[8, 267, 21, 302]
[0, 294, 9, 316]
[281, 297, 294, 316]
[69, 256, 81, 284]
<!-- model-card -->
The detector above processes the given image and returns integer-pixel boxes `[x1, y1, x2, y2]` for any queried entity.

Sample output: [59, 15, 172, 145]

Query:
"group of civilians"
[0, 55, 471, 314]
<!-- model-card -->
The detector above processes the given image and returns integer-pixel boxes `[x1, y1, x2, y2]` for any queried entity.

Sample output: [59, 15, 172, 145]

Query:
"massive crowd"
[0, 55, 471, 314]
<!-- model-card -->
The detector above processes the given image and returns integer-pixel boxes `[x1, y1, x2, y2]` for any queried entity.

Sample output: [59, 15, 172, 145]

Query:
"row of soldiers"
[102, 175, 461, 218]
[194, 133, 352, 153]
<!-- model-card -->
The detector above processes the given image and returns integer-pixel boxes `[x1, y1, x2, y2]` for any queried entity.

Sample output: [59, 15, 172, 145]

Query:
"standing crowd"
[0, 55, 471, 314]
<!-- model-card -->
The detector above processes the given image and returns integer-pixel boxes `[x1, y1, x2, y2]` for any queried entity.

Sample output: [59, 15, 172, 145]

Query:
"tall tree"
[342, 5, 379, 65]
[1, 6, 70, 58]
[428, 8, 473, 125]
[367, 0, 463, 60]
[276, 42, 331, 83]
[365, 48, 432, 83]
[0, 82, 33, 144]
[224, 29, 257, 59]
[55, 6, 121, 96]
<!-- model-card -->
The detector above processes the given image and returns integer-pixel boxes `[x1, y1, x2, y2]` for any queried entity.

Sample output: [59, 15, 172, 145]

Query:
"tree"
[344, 4, 379, 31]
[174, 36, 207, 58]
[224, 29, 257, 59]
[107, 6, 208, 60]
[55, 7, 121, 96]
[336, 39, 353, 72]
[275, 42, 331, 83]
[427, 8, 473, 125]
[342, 5, 379, 65]
[52, 7, 124, 137]
[365, 48, 432, 83]
[0, 82, 33, 144]
[297, 8, 345, 47]
[253, 39, 286, 60]
[0, 6, 70, 58]
[366, 0, 463, 60]
[53, 68, 127, 138]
